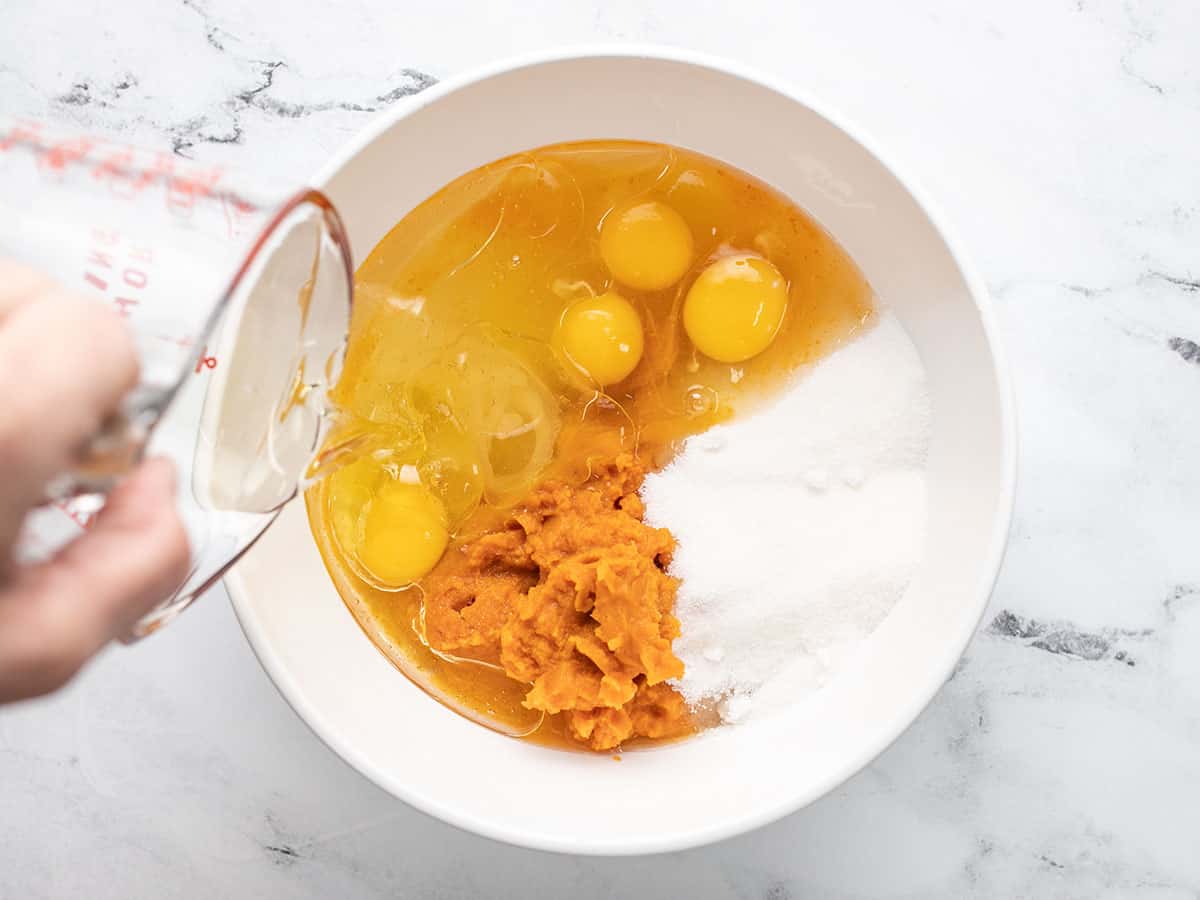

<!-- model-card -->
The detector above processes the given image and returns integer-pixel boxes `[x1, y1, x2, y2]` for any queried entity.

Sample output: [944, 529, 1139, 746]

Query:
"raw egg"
[599, 201, 693, 291]
[356, 481, 449, 587]
[683, 255, 789, 363]
[554, 291, 645, 386]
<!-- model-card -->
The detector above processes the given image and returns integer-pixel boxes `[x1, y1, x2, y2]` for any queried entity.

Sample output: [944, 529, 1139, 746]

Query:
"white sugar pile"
[641, 312, 930, 723]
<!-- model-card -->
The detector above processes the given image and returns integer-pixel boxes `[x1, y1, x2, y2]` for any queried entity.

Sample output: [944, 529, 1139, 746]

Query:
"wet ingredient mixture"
[306, 140, 875, 750]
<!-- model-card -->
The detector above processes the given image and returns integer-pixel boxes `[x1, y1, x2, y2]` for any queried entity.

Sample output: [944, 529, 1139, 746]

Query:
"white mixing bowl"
[226, 47, 1016, 855]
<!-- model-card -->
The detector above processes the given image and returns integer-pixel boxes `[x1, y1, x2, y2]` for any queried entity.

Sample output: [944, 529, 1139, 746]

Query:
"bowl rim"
[225, 43, 1018, 856]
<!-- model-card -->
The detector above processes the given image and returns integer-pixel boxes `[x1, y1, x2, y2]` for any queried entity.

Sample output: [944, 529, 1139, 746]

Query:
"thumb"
[0, 459, 190, 700]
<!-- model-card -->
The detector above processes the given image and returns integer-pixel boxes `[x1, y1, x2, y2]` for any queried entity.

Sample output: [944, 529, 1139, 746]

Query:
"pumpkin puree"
[420, 452, 692, 750]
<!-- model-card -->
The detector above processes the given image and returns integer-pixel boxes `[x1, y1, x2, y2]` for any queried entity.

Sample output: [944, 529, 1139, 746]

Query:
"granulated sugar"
[641, 312, 930, 723]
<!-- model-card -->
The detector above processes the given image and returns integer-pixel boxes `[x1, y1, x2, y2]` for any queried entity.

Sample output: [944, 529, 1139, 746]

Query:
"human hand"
[0, 261, 189, 703]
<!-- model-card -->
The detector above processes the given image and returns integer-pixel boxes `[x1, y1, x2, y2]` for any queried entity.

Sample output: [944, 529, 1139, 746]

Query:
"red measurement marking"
[54, 499, 95, 531]
[83, 248, 114, 292]
[88, 249, 114, 270]
[122, 267, 148, 289]
[38, 137, 95, 173]
[221, 193, 260, 240]
[113, 297, 139, 317]
[152, 333, 193, 349]
[81, 228, 154, 320]
[167, 165, 224, 217]
[195, 349, 218, 373]
[90, 147, 136, 189]
[0, 120, 44, 153]
[114, 151, 175, 196]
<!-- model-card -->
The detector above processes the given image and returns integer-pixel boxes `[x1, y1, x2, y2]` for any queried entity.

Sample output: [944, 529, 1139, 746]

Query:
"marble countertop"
[3, 0, 1199, 896]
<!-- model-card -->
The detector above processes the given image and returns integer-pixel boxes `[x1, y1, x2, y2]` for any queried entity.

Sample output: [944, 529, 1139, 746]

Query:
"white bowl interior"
[226, 52, 1012, 855]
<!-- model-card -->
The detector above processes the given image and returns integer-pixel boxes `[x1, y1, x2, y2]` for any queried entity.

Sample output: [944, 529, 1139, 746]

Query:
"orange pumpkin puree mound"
[420, 453, 692, 750]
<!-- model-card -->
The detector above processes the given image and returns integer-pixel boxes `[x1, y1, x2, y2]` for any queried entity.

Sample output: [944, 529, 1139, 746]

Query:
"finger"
[0, 287, 139, 545]
[0, 259, 56, 322]
[0, 287, 140, 474]
[0, 458, 189, 702]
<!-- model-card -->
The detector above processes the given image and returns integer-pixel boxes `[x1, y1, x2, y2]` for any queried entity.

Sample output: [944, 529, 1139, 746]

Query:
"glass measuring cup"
[0, 116, 351, 637]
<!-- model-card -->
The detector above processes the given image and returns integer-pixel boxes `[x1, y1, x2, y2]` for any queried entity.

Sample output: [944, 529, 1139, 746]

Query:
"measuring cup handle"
[44, 406, 158, 503]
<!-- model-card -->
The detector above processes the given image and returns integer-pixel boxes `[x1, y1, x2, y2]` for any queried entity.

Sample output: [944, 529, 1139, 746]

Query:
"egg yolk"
[356, 481, 449, 587]
[553, 292, 645, 386]
[683, 255, 789, 363]
[599, 201, 694, 291]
